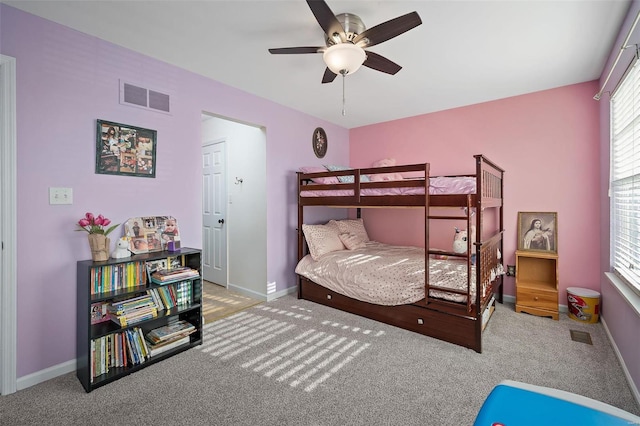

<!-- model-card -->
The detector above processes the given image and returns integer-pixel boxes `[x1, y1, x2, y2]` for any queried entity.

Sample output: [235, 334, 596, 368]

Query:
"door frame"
[0, 54, 18, 395]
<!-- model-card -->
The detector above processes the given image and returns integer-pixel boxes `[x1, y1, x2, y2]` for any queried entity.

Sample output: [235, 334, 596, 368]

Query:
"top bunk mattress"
[300, 176, 477, 197]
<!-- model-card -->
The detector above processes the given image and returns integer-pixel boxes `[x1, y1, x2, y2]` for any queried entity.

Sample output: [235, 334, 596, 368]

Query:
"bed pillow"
[339, 233, 367, 250]
[333, 218, 370, 242]
[369, 158, 403, 181]
[302, 223, 345, 260]
[324, 165, 370, 183]
[299, 166, 340, 184]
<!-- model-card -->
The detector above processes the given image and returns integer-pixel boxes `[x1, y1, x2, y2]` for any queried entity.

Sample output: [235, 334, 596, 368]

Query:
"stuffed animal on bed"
[369, 158, 404, 181]
[453, 226, 476, 264]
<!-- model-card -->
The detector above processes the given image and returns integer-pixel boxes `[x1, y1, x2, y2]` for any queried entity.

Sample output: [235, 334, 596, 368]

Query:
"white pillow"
[333, 218, 370, 242]
[302, 223, 345, 260]
[339, 233, 366, 250]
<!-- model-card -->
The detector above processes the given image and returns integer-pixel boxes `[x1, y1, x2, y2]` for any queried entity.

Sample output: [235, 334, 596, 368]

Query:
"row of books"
[108, 294, 158, 327]
[91, 281, 194, 326]
[90, 320, 197, 380]
[147, 281, 192, 310]
[90, 261, 147, 295]
[90, 327, 147, 380]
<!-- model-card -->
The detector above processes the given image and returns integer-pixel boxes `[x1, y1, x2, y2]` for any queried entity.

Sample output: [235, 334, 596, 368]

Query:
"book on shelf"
[147, 334, 191, 358]
[90, 302, 110, 325]
[109, 305, 158, 327]
[146, 319, 196, 344]
[108, 294, 156, 315]
[107, 294, 158, 327]
[150, 268, 199, 284]
[145, 255, 185, 281]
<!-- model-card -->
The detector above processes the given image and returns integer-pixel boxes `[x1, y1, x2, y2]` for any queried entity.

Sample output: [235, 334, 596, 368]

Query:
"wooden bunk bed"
[295, 155, 504, 353]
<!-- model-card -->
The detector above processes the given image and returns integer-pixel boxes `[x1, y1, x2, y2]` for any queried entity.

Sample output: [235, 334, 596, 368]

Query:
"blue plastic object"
[474, 380, 640, 426]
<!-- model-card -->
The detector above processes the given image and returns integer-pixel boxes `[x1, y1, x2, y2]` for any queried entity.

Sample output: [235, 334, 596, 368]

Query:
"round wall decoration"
[312, 127, 327, 158]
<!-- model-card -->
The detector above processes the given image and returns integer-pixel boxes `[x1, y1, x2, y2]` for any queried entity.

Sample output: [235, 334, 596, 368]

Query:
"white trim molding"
[0, 54, 18, 395]
[604, 272, 640, 407]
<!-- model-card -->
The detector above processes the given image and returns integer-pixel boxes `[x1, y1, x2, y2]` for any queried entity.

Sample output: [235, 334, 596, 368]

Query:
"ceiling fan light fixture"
[323, 43, 366, 76]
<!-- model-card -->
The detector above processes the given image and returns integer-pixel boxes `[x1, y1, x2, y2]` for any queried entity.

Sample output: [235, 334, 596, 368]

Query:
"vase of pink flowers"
[76, 212, 119, 261]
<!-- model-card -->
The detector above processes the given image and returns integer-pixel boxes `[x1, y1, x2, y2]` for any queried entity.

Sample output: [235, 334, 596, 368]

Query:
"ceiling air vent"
[120, 80, 171, 114]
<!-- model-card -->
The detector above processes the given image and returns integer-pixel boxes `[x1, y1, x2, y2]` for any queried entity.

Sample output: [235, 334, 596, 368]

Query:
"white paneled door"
[202, 141, 227, 286]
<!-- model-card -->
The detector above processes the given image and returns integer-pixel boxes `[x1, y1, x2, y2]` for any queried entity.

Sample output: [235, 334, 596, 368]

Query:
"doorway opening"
[200, 113, 267, 308]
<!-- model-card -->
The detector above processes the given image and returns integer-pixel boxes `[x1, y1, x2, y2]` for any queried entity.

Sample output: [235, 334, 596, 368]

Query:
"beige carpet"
[201, 281, 263, 324]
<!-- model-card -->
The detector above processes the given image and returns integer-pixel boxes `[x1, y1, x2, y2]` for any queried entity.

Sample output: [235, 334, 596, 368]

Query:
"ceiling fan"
[268, 0, 422, 84]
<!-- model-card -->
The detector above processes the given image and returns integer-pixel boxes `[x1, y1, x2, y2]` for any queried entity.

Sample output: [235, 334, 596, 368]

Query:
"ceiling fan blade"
[268, 47, 323, 54]
[306, 0, 345, 41]
[353, 11, 422, 48]
[322, 67, 337, 84]
[362, 51, 402, 75]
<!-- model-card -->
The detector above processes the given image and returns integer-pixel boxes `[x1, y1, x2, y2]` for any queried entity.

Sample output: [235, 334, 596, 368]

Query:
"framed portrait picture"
[517, 212, 558, 253]
[96, 119, 157, 178]
[312, 127, 327, 158]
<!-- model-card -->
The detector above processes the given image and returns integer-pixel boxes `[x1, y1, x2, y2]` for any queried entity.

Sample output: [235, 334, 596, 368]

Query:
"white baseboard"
[226, 283, 266, 301]
[602, 316, 640, 407]
[226, 283, 297, 302]
[266, 286, 297, 301]
[16, 359, 76, 391]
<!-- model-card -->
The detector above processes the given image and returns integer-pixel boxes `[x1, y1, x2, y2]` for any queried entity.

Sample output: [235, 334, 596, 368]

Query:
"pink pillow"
[370, 158, 403, 181]
[299, 166, 339, 184]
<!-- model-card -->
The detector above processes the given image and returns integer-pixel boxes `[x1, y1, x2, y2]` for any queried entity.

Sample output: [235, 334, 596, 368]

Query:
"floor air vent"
[570, 330, 593, 345]
[120, 80, 171, 114]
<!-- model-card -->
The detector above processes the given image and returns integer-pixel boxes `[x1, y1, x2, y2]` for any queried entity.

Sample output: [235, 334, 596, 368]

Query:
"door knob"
[218, 219, 225, 224]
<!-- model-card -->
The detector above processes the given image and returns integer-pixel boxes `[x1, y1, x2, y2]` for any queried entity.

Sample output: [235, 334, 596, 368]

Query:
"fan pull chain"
[341, 74, 346, 116]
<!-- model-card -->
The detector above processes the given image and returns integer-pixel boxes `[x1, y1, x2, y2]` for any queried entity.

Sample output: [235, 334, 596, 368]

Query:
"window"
[610, 56, 640, 294]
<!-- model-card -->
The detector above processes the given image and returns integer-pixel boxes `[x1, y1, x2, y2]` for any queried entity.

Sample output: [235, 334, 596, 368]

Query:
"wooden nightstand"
[515, 250, 558, 320]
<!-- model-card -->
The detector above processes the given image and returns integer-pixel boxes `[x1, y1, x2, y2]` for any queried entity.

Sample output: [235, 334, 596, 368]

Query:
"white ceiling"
[3, 0, 631, 129]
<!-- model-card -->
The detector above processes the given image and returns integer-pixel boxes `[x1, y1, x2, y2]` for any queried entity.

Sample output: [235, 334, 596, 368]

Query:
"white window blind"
[611, 55, 640, 293]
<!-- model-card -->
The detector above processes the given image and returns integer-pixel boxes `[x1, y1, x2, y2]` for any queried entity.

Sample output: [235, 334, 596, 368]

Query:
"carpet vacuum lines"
[198, 302, 386, 392]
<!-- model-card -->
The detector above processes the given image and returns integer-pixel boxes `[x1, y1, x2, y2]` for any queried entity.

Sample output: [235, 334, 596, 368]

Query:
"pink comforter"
[295, 241, 475, 306]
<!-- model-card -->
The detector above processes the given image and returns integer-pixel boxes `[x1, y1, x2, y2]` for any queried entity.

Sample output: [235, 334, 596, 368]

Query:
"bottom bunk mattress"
[295, 241, 475, 306]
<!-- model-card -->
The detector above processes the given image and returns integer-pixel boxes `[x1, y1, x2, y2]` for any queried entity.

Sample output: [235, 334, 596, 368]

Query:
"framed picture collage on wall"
[96, 119, 157, 178]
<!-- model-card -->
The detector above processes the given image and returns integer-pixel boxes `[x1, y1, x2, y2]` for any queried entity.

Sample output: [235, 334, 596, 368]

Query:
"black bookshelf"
[76, 248, 202, 392]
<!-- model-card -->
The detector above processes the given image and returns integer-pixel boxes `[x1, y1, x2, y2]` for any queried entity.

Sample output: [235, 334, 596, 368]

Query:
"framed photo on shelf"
[96, 119, 157, 178]
[124, 216, 181, 254]
[517, 211, 557, 253]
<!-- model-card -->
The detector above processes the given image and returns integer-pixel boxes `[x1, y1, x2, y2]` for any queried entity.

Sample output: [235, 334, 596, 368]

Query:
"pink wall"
[1, 5, 350, 378]
[350, 82, 601, 300]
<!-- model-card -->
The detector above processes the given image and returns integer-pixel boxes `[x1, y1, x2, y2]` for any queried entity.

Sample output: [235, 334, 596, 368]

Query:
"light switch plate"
[49, 187, 73, 205]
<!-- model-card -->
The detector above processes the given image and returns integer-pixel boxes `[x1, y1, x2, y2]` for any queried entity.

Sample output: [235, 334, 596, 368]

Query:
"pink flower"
[75, 212, 119, 236]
